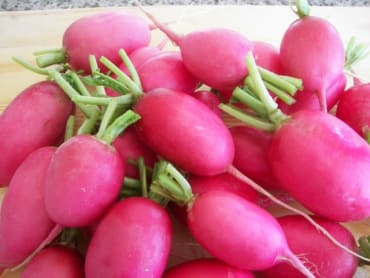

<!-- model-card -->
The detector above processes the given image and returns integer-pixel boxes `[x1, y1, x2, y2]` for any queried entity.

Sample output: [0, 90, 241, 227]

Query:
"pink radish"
[192, 90, 222, 117]
[163, 258, 255, 278]
[137, 51, 199, 94]
[36, 11, 151, 74]
[21, 246, 84, 278]
[252, 41, 282, 74]
[140, 8, 253, 91]
[0, 81, 73, 186]
[278, 72, 346, 114]
[230, 126, 280, 189]
[260, 215, 358, 278]
[336, 83, 370, 141]
[0, 147, 57, 268]
[85, 196, 172, 278]
[268, 110, 370, 221]
[112, 126, 157, 178]
[134, 88, 234, 176]
[280, 15, 345, 112]
[44, 134, 124, 227]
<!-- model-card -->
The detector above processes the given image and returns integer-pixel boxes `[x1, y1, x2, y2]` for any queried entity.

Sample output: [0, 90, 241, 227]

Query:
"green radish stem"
[64, 115, 75, 141]
[72, 94, 133, 106]
[219, 103, 275, 132]
[345, 36, 370, 71]
[232, 87, 268, 116]
[89, 55, 107, 97]
[12, 57, 64, 75]
[100, 109, 141, 145]
[118, 49, 142, 91]
[120, 177, 142, 198]
[33, 48, 67, 68]
[226, 164, 370, 263]
[96, 100, 119, 139]
[138, 157, 148, 198]
[290, 0, 310, 18]
[83, 72, 130, 95]
[68, 71, 91, 96]
[100, 55, 143, 98]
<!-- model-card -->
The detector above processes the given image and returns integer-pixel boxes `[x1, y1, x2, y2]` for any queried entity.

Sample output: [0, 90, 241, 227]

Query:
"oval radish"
[0, 81, 73, 186]
[0, 147, 56, 268]
[21, 246, 84, 278]
[85, 197, 172, 278]
[261, 215, 358, 278]
[44, 134, 124, 227]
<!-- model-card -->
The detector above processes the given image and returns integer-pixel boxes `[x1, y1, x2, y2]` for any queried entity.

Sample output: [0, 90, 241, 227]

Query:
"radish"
[112, 126, 157, 179]
[163, 258, 255, 278]
[133, 88, 235, 176]
[0, 147, 57, 268]
[139, 7, 253, 91]
[192, 90, 222, 117]
[150, 165, 314, 277]
[44, 134, 125, 227]
[221, 52, 370, 223]
[137, 51, 199, 94]
[35, 10, 151, 74]
[279, 2, 345, 112]
[230, 125, 280, 189]
[21, 246, 84, 278]
[84, 196, 172, 278]
[336, 83, 370, 142]
[260, 215, 358, 278]
[252, 41, 282, 74]
[0, 80, 73, 186]
[278, 72, 346, 114]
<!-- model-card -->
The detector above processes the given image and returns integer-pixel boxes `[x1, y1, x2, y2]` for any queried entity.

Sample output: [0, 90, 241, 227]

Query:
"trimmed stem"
[257, 66, 299, 96]
[264, 81, 296, 105]
[77, 108, 101, 135]
[118, 49, 142, 91]
[232, 87, 267, 116]
[89, 55, 106, 97]
[12, 57, 53, 75]
[227, 164, 370, 263]
[219, 103, 275, 132]
[294, 0, 310, 18]
[83, 73, 130, 96]
[138, 157, 148, 198]
[96, 100, 118, 139]
[101, 109, 141, 145]
[100, 56, 143, 97]
[69, 71, 91, 96]
[35, 50, 66, 68]
[72, 94, 133, 106]
[64, 115, 75, 141]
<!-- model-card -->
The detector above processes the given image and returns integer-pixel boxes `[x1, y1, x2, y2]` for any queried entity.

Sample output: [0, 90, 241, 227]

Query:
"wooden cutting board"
[0, 4, 370, 277]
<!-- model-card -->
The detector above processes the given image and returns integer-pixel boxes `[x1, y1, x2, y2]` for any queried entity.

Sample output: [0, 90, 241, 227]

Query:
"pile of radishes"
[1, 1, 370, 277]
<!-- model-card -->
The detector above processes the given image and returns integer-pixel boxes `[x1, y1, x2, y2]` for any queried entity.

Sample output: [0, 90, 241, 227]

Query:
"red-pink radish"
[112, 126, 157, 178]
[137, 51, 199, 94]
[280, 15, 345, 112]
[163, 258, 255, 278]
[38, 11, 151, 74]
[230, 126, 280, 189]
[278, 73, 346, 114]
[260, 215, 358, 278]
[252, 41, 282, 74]
[85, 197, 172, 278]
[21, 246, 84, 278]
[44, 134, 124, 227]
[134, 88, 234, 176]
[0, 147, 57, 268]
[336, 83, 370, 140]
[192, 90, 222, 117]
[268, 110, 370, 222]
[0, 81, 73, 186]
[140, 9, 253, 90]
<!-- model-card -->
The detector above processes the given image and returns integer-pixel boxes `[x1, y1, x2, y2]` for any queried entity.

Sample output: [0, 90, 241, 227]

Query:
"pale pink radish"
[261, 215, 358, 278]
[252, 41, 282, 74]
[0, 81, 73, 186]
[192, 90, 222, 117]
[85, 197, 172, 278]
[21, 246, 84, 278]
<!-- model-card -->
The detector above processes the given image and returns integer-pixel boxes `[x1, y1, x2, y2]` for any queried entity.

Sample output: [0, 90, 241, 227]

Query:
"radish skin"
[163, 258, 255, 278]
[0, 81, 72, 186]
[0, 147, 56, 268]
[85, 197, 172, 278]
